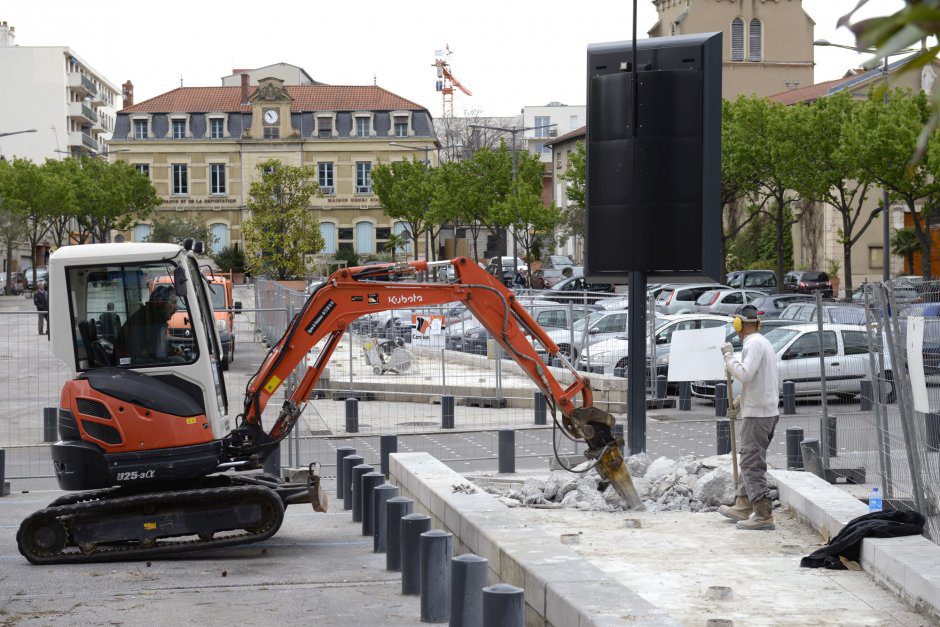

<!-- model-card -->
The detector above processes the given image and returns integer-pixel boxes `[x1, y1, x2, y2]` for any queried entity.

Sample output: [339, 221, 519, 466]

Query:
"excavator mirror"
[173, 265, 187, 297]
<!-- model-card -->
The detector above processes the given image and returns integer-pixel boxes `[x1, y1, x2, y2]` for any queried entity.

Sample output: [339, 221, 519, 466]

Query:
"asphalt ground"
[0, 476, 424, 626]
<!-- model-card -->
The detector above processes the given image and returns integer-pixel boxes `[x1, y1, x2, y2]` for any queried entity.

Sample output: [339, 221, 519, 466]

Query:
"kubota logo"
[389, 294, 423, 305]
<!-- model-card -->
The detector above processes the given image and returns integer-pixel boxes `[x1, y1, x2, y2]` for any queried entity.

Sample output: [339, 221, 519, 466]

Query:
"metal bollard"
[715, 383, 728, 417]
[612, 422, 625, 452]
[43, 407, 57, 443]
[860, 380, 873, 412]
[386, 496, 414, 571]
[783, 381, 796, 415]
[442, 395, 455, 429]
[262, 443, 281, 478]
[0, 449, 5, 497]
[401, 513, 432, 595]
[380, 435, 397, 477]
[827, 416, 838, 458]
[716, 418, 731, 455]
[335, 446, 356, 499]
[450, 554, 488, 627]
[678, 382, 691, 411]
[342, 454, 364, 511]
[345, 398, 359, 433]
[373, 483, 399, 552]
[801, 438, 824, 479]
[498, 429, 515, 474]
[927, 413, 940, 451]
[786, 427, 804, 470]
[534, 391, 547, 425]
[482, 583, 525, 627]
[656, 374, 667, 399]
[420, 529, 453, 623]
[361, 471, 385, 536]
[350, 463, 373, 523]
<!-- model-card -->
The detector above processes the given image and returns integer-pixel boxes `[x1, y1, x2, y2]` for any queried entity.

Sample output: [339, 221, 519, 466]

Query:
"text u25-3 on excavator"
[16, 239, 642, 564]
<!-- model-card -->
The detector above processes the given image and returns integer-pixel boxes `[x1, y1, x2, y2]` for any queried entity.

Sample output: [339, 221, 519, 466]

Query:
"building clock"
[263, 109, 279, 125]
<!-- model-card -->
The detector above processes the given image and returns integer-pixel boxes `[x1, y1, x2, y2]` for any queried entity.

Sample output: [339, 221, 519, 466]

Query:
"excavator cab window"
[65, 262, 201, 370]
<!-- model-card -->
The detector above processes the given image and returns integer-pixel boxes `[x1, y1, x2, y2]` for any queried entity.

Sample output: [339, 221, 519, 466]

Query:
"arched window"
[320, 222, 337, 254]
[355, 221, 373, 254]
[748, 18, 762, 62]
[133, 223, 152, 243]
[209, 223, 228, 254]
[393, 221, 411, 254]
[730, 18, 744, 61]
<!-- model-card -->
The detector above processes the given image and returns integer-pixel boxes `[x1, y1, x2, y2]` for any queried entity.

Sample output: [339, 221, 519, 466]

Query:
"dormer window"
[209, 117, 224, 139]
[133, 118, 148, 139]
[356, 116, 370, 138]
[394, 116, 408, 137]
[317, 115, 334, 138]
[172, 118, 186, 139]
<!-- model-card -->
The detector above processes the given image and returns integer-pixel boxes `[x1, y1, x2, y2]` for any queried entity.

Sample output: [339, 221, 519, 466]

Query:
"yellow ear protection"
[733, 304, 762, 333]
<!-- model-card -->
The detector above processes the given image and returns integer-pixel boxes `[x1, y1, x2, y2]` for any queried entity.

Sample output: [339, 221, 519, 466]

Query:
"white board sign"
[907, 316, 930, 413]
[667, 326, 728, 382]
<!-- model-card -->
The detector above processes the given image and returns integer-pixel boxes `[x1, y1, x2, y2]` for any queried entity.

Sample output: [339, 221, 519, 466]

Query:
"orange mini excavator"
[18, 241, 642, 564]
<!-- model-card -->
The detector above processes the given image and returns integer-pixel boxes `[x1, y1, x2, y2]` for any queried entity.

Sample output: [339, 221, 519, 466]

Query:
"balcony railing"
[68, 130, 99, 151]
[68, 102, 98, 125]
[67, 72, 97, 97]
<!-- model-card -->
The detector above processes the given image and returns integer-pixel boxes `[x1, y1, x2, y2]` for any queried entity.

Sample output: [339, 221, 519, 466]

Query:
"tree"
[801, 92, 879, 296]
[434, 109, 517, 162]
[5, 159, 53, 287]
[848, 90, 938, 278]
[373, 158, 437, 261]
[721, 98, 765, 280]
[383, 232, 408, 262]
[890, 227, 920, 274]
[558, 141, 585, 244]
[242, 160, 323, 280]
[212, 244, 246, 273]
[0, 159, 28, 294]
[146, 215, 214, 246]
[72, 157, 160, 243]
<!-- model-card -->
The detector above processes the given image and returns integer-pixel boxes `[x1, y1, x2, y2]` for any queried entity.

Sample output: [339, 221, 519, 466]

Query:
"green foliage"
[242, 160, 323, 280]
[212, 244, 246, 273]
[890, 227, 920, 272]
[333, 248, 360, 268]
[372, 158, 434, 260]
[146, 215, 213, 246]
[558, 141, 585, 241]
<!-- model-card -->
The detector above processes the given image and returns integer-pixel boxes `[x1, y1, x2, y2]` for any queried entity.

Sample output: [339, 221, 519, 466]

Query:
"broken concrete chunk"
[692, 467, 734, 507]
[645, 456, 679, 484]
[626, 452, 651, 478]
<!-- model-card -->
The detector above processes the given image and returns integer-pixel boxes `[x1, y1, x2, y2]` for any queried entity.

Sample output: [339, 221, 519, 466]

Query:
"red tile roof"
[766, 77, 855, 105]
[122, 85, 427, 113]
[545, 125, 585, 147]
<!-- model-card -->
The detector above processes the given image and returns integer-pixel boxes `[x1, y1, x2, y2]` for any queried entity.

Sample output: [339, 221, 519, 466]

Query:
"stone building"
[109, 66, 436, 259]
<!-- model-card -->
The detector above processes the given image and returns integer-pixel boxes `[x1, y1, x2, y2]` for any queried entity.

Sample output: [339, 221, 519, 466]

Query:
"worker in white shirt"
[718, 304, 779, 530]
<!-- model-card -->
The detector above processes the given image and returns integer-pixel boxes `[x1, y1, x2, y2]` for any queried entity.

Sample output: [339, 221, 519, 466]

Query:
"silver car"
[694, 289, 766, 315]
[655, 283, 729, 314]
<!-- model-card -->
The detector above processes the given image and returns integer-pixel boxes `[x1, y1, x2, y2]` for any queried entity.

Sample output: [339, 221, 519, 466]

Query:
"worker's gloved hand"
[721, 342, 734, 356]
[732, 395, 741, 411]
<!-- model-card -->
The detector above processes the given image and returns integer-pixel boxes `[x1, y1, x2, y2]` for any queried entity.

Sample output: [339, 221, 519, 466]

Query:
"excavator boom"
[241, 257, 643, 509]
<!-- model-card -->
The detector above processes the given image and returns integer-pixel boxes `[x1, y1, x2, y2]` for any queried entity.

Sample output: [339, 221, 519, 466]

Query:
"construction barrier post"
[716, 418, 731, 455]
[678, 382, 691, 411]
[380, 435, 397, 477]
[419, 529, 453, 623]
[534, 391, 547, 425]
[783, 381, 796, 415]
[360, 471, 384, 536]
[786, 427, 804, 470]
[498, 429, 515, 474]
[450, 554, 488, 627]
[401, 513, 431, 595]
[335, 446, 356, 499]
[342, 454, 364, 511]
[373, 483, 399, 552]
[386, 496, 414, 571]
[715, 383, 728, 417]
[442, 395, 455, 429]
[345, 398, 359, 433]
[350, 463, 373, 523]
[482, 584, 525, 627]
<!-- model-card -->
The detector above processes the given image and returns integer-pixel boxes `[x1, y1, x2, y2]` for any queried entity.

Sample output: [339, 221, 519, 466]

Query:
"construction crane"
[433, 45, 472, 117]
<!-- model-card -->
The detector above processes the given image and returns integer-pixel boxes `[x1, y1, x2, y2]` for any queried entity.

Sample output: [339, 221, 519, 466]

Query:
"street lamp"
[0, 129, 37, 139]
[814, 39, 920, 282]
[468, 123, 556, 275]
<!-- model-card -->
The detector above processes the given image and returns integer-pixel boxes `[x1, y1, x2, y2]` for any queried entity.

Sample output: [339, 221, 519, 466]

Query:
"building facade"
[109, 70, 437, 260]
[0, 22, 119, 163]
[522, 102, 585, 163]
[649, 0, 814, 99]
[546, 126, 586, 263]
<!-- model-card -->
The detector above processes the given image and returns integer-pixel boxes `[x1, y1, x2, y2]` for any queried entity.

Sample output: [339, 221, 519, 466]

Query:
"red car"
[782, 270, 832, 297]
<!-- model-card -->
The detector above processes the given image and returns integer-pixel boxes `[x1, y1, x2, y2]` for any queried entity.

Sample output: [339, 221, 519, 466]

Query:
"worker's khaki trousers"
[735, 415, 779, 503]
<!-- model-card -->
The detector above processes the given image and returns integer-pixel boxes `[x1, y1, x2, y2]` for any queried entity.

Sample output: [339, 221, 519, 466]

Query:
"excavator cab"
[48, 243, 231, 491]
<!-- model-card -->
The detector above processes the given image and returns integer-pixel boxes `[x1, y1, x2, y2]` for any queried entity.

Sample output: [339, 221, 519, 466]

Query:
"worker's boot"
[718, 496, 752, 521]
[736, 497, 775, 530]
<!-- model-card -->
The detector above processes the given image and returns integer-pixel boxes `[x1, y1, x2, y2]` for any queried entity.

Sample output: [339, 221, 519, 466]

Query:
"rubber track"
[17, 485, 285, 565]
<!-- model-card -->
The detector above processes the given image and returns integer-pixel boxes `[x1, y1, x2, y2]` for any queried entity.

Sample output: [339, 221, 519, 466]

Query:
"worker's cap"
[734, 304, 761, 322]
[150, 284, 176, 303]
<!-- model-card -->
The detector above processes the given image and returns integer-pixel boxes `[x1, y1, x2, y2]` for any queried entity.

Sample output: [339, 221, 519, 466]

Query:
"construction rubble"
[485, 453, 779, 513]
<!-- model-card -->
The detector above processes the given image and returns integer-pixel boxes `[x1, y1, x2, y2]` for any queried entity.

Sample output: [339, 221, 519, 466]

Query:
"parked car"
[778, 302, 866, 325]
[485, 257, 528, 287]
[531, 255, 577, 288]
[595, 296, 629, 311]
[22, 266, 48, 289]
[693, 289, 766, 315]
[691, 323, 877, 402]
[535, 309, 648, 361]
[726, 270, 778, 294]
[749, 294, 814, 319]
[544, 275, 616, 304]
[782, 270, 833, 297]
[851, 282, 920, 305]
[0, 271, 28, 295]
[655, 283, 729, 314]
[577, 314, 730, 375]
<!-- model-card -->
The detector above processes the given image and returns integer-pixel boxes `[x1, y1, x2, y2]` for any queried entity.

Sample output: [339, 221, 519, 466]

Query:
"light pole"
[0, 129, 37, 139]
[814, 39, 919, 282]
[468, 123, 556, 273]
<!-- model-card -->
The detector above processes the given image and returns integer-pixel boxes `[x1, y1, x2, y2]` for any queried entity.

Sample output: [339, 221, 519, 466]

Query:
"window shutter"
[355, 221, 374, 254]
[748, 19, 762, 61]
[731, 18, 744, 61]
[320, 222, 337, 254]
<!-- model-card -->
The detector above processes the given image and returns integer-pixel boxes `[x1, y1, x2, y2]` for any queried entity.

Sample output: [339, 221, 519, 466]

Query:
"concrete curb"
[770, 469, 940, 621]
[390, 452, 681, 626]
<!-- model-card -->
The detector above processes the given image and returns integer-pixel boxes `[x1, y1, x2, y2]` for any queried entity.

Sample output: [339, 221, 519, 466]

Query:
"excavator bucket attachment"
[596, 445, 645, 511]
[307, 463, 328, 513]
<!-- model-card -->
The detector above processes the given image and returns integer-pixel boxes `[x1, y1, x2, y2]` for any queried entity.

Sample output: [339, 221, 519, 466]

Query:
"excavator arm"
[235, 257, 643, 509]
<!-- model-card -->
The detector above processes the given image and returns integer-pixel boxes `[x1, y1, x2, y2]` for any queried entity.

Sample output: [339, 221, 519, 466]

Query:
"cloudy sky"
[4, 0, 907, 117]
